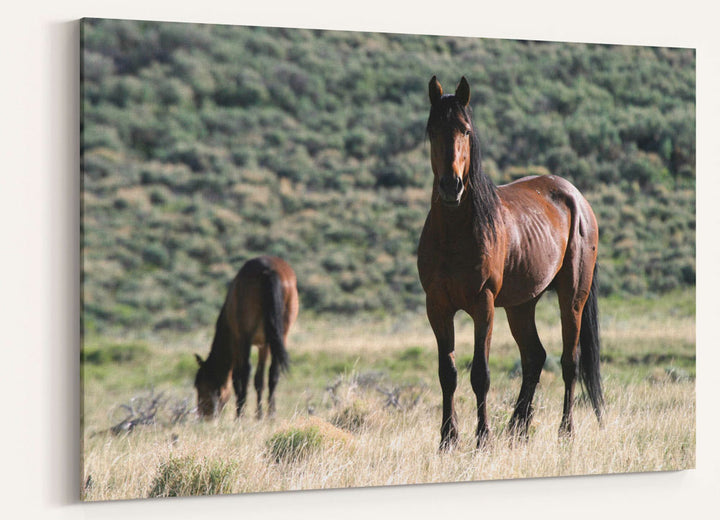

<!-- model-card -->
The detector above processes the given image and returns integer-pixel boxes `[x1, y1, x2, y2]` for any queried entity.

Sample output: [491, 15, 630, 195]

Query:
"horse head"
[427, 76, 475, 207]
[193, 353, 232, 419]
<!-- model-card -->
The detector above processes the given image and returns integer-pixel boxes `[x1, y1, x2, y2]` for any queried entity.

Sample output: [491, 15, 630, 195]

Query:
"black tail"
[578, 263, 604, 423]
[261, 269, 289, 373]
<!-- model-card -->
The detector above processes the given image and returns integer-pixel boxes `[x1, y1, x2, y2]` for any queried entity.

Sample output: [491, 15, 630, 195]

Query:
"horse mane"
[465, 109, 500, 241]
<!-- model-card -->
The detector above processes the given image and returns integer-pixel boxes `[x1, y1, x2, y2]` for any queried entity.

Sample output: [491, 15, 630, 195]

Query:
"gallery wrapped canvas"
[80, 18, 695, 501]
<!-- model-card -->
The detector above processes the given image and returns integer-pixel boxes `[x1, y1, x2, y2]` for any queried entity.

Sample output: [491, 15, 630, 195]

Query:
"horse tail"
[578, 262, 604, 424]
[261, 268, 289, 373]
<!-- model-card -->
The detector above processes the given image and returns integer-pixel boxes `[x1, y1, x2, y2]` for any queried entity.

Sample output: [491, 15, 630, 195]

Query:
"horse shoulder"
[417, 214, 441, 291]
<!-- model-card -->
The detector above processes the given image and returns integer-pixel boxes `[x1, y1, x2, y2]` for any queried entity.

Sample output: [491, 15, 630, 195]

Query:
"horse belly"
[250, 327, 265, 347]
[495, 222, 567, 307]
[495, 260, 559, 307]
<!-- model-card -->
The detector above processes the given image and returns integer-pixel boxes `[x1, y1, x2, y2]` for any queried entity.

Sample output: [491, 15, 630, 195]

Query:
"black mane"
[465, 107, 499, 240]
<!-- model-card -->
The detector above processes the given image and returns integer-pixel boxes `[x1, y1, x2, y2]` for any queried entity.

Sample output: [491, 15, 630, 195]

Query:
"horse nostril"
[440, 175, 462, 196]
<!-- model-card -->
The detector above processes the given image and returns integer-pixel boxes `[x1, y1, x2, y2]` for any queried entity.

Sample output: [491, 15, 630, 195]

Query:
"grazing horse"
[418, 76, 603, 450]
[194, 256, 299, 420]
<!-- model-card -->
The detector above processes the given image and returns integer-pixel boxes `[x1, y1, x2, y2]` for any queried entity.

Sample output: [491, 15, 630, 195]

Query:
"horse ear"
[429, 76, 443, 106]
[455, 76, 470, 106]
[195, 353, 204, 367]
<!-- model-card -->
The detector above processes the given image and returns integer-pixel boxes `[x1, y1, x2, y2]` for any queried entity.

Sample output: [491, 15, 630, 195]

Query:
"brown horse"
[418, 76, 603, 450]
[194, 256, 299, 420]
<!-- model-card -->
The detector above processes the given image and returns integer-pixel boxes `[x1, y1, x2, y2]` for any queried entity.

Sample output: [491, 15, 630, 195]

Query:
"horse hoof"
[439, 435, 459, 452]
[558, 420, 574, 438]
[439, 441, 456, 453]
[507, 419, 530, 442]
[475, 431, 491, 450]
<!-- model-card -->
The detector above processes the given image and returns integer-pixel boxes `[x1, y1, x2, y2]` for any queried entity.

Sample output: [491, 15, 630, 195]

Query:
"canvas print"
[80, 18, 696, 501]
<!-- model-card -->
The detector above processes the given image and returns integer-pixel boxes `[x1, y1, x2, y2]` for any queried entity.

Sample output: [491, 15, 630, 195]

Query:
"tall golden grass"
[82, 375, 694, 501]
[82, 295, 695, 501]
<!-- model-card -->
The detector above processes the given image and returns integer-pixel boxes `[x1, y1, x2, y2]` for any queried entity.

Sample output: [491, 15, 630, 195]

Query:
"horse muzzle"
[197, 394, 222, 419]
[438, 175, 465, 206]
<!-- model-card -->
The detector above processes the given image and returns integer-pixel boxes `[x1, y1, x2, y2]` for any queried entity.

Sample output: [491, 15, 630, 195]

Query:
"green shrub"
[266, 425, 322, 463]
[82, 342, 150, 365]
[142, 243, 169, 267]
[331, 400, 372, 432]
[148, 456, 237, 498]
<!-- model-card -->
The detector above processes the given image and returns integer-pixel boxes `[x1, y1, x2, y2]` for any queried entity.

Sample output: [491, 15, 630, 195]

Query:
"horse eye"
[463, 129, 471, 136]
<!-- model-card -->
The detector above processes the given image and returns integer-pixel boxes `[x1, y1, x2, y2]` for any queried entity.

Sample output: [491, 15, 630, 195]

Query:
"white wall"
[1, 1, 717, 518]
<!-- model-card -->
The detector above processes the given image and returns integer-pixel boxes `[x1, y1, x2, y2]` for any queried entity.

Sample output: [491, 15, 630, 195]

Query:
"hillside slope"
[81, 19, 695, 334]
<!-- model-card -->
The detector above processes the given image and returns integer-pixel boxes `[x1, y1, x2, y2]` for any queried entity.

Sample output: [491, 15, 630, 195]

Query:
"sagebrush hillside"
[81, 19, 695, 335]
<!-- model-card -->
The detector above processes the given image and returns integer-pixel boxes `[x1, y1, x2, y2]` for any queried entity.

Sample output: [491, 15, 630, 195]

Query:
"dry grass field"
[81, 290, 695, 501]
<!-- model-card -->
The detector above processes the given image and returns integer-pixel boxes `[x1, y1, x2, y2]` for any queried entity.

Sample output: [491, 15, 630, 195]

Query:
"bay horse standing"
[418, 76, 603, 450]
[194, 256, 299, 420]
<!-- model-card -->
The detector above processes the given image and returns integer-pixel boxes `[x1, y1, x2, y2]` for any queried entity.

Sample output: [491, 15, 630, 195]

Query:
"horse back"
[495, 175, 598, 307]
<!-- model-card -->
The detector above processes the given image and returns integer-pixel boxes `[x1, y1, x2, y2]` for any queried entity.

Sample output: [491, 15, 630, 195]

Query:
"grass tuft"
[331, 399, 371, 432]
[148, 456, 237, 498]
[266, 425, 322, 463]
[266, 417, 351, 463]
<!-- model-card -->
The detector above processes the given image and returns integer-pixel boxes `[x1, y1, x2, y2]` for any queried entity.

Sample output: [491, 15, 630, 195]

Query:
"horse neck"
[430, 181, 499, 246]
[431, 190, 469, 220]
[205, 308, 234, 383]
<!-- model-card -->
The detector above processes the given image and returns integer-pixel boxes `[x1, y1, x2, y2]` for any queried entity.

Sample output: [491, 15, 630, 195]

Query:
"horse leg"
[470, 289, 495, 448]
[254, 345, 268, 420]
[232, 341, 251, 418]
[556, 282, 589, 436]
[427, 301, 458, 451]
[505, 299, 546, 438]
